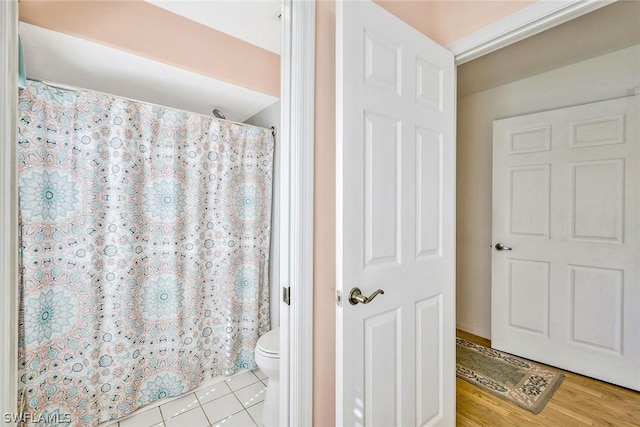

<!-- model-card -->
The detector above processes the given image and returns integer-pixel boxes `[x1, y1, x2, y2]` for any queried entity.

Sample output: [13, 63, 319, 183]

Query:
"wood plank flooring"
[456, 330, 640, 426]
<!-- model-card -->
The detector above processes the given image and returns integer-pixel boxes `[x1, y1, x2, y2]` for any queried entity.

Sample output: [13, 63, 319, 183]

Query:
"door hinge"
[336, 290, 343, 307]
[283, 286, 291, 306]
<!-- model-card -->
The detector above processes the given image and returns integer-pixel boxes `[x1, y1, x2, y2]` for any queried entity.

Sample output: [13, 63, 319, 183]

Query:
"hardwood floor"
[456, 330, 640, 426]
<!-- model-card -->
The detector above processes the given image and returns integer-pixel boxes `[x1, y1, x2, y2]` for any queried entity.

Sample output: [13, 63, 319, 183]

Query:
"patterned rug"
[456, 338, 564, 414]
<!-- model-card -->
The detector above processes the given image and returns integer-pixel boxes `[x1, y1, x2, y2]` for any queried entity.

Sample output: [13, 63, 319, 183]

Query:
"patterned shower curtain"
[17, 81, 273, 426]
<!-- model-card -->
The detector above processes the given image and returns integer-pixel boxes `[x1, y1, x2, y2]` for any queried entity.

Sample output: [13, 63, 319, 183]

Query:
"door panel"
[364, 309, 401, 426]
[570, 115, 625, 147]
[509, 165, 550, 237]
[337, 1, 455, 426]
[415, 57, 444, 111]
[415, 295, 443, 426]
[415, 127, 442, 258]
[570, 159, 624, 242]
[492, 96, 640, 391]
[509, 126, 551, 154]
[364, 112, 401, 266]
[508, 259, 550, 335]
[570, 265, 623, 352]
[363, 31, 401, 94]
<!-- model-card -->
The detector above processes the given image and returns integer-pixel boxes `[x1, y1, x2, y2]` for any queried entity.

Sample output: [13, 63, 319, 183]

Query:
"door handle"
[495, 243, 512, 251]
[349, 287, 385, 305]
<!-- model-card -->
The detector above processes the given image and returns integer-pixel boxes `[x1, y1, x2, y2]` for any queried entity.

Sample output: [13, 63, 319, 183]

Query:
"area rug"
[456, 338, 564, 414]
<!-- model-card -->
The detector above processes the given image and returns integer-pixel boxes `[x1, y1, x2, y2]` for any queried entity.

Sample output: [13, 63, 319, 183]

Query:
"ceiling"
[19, 1, 282, 122]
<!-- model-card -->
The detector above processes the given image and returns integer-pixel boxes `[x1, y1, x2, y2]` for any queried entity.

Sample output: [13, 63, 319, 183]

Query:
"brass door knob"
[348, 287, 385, 305]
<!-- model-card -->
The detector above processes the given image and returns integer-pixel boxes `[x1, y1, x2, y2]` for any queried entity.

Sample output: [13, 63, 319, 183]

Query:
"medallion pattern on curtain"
[17, 81, 273, 426]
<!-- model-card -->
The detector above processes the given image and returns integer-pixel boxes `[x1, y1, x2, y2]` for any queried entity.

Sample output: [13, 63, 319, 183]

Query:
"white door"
[492, 96, 640, 390]
[336, 1, 456, 426]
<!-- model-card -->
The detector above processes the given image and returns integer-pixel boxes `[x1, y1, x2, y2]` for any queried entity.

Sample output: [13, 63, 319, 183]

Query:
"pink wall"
[19, 0, 280, 97]
[313, 3, 336, 425]
[374, 1, 536, 46]
[312, 1, 534, 426]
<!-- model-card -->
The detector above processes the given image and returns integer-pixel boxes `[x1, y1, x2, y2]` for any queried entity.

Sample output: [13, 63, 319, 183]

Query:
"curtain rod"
[25, 77, 277, 138]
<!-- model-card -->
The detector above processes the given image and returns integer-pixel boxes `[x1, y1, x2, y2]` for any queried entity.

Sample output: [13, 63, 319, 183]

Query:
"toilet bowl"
[254, 327, 279, 427]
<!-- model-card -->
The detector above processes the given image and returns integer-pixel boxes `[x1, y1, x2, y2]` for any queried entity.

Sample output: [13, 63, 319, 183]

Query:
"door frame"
[0, 0, 19, 419]
[447, 0, 614, 64]
[279, 1, 315, 426]
[0, 0, 613, 423]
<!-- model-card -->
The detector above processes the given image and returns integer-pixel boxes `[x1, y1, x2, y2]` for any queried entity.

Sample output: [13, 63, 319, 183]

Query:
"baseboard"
[456, 322, 491, 340]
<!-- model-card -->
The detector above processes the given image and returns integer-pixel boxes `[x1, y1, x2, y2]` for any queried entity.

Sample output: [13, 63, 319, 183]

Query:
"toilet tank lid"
[257, 328, 279, 354]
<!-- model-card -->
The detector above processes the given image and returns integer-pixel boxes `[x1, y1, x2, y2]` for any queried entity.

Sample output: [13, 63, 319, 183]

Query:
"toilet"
[254, 327, 279, 427]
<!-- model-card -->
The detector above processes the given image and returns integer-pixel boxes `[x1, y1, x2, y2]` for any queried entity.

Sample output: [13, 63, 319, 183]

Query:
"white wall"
[246, 101, 281, 328]
[456, 45, 640, 339]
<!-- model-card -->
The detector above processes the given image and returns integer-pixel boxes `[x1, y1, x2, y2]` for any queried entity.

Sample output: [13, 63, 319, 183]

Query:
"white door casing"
[1, 0, 19, 419]
[492, 96, 640, 391]
[336, 1, 456, 426]
[279, 1, 315, 425]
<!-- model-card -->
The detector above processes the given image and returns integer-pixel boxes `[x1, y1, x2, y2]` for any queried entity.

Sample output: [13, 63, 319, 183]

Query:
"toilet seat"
[257, 328, 279, 357]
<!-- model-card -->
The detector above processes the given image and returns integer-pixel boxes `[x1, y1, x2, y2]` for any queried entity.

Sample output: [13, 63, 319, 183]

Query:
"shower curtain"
[17, 81, 274, 426]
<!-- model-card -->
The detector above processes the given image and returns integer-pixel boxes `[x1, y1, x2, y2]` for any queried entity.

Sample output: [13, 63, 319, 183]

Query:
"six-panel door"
[337, 1, 456, 425]
[492, 96, 640, 391]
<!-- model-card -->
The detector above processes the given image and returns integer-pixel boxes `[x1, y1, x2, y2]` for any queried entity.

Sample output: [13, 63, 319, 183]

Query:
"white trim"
[449, 0, 616, 65]
[0, 0, 19, 421]
[456, 322, 490, 341]
[279, 2, 291, 425]
[280, 1, 315, 426]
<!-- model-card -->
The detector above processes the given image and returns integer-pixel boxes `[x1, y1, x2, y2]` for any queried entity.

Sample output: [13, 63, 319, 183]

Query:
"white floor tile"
[163, 407, 209, 427]
[224, 371, 260, 391]
[201, 393, 244, 424]
[120, 407, 164, 427]
[160, 393, 201, 420]
[261, 378, 268, 387]
[196, 381, 233, 405]
[234, 382, 266, 409]
[210, 410, 257, 427]
[246, 402, 264, 427]
[251, 368, 267, 381]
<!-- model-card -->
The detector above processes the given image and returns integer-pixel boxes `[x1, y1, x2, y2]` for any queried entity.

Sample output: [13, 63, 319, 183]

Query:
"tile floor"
[103, 369, 268, 427]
